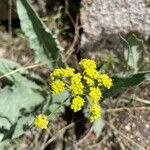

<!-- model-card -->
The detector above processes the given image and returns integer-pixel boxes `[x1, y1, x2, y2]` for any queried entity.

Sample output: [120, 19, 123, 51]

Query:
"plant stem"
[48, 96, 70, 119]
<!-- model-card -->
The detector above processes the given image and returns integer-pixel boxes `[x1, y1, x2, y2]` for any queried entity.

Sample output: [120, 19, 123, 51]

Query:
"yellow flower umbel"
[79, 59, 96, 70]
[89, 87, 102, 103]
[50, 58, 113, 122]
[83, 76, 94, 86]
[51, 79, 65, 94]
[89, 104, 101, 122]
[63, 67, 75, 77]
[51, 67, 75, 79]
[50, 68, 64, 79]
[71, 96, 85, 112]
[84, 68, 99, 79]
[34, 114, 48, 129]
[98, 74, 113, 89]
[70, 73, 84, 95]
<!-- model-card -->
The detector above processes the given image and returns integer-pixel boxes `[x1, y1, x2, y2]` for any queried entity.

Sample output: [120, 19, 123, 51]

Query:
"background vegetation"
[0, 0, 150, 149]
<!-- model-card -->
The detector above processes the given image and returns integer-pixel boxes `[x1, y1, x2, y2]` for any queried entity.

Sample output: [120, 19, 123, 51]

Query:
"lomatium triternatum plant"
[34, 59, 113, 129]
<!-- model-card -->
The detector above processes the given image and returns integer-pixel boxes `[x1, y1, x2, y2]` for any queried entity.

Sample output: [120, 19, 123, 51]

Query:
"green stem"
[48, 96, 70, 119]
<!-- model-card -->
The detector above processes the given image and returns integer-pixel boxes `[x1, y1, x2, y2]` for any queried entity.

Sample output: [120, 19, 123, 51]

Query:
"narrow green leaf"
[103, 71, 150, 99]
[16, 0, 64, 67]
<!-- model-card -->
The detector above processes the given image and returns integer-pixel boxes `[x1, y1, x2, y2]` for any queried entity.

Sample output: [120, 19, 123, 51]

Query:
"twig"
[88, 136, 106, 150]
[8, 0, 12, 36]
[105, 106, 150, 113]
[122, 95, 150, 105]
[0, 64, 44, 80]
[40, 129, 51, 150]
[0, 59, 57, 80]
[75, 126, 93, 146]
[64, 0, 79, 61]
[65, 15, 79, 61]
[41, 122, 75, 150]
[105, 121, 146, 150]
[23, 56, 34, 67]
[64, 0, 75, 26]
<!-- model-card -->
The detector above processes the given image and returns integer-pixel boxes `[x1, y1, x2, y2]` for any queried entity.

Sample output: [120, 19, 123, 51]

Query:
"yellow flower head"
[71, 96, 85, 112]
[70, 73, 84, 95]
[89, 87, 102, 103]
[70, 73, 82, 83]
[50, 68, 64, 79]
[50, 59, 112, 122]
[70, 82, 84, 95]
[51, 79, 65, 94]
[89, 104, 101, 122]
[34, 114, 48, 129]
[98, 74, 113, 89]
[79, 59, 96, 70]
[63, 67, 75, 77]
[84, 68, 99, 79]
[83, 76, 95, 86]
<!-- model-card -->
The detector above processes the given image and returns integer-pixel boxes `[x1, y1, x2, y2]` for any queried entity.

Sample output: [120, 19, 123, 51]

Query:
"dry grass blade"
[105, 106, 150, 113]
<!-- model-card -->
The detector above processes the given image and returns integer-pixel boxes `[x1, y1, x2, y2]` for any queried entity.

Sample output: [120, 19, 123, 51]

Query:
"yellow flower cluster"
[51, 67, 75, 79]
[89, 87, 102, 103]
[50, 59, 113, 122]
[70, 73, 84, 95]
[51, 79, 65, 94]
[34, 114, 48, 129]
[79, 59, 96, 70]
[98, 74, 113, 89]
[71, 96, 85, 112]
[89, 104, 101, 122]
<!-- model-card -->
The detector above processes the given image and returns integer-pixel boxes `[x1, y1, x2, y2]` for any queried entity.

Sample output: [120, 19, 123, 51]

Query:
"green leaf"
[122, 34, 146, 72]
[0, 140, 10, 149]
[92, 118, 105, 138]
[16, 0, 64, 67]
[103, 71, 150, 99]
[0, 58, 42, 90]
[45, 91, 70, 117]
[0, 58, 47, 141]
[0, 58, 25, 83]
[0, 86, 44, 125]
[12, 115, 34, 139]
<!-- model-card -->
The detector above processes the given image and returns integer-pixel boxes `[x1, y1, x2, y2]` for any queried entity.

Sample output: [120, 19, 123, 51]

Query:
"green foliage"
[0, 0, 149, 148]
[103, 71, 150, 99]
[92, 118, 105, 138]
[0, 59, 45, 141]
[122, 34, 146, 72]
[16, 0, 64, 67]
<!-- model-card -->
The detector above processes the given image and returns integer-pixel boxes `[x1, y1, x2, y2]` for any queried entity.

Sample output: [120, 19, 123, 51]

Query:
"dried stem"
[8, 0, 12, 36]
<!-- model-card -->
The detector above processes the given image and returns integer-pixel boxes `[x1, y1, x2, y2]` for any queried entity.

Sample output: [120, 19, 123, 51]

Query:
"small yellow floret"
[50, 68, 64, 79]
[89, 87, 102, 103]
[51, 79, 65, 94]
[83, 76, 94, 86]
[84, 68, 99, 79]
[71, 73, 82, 83]
[79, 59, 96, 70]
[89, 104, 101, 122]
[34, 114, 48, 129]
[70, 83, 84, 95]
[63, 67, 75, 77]
[70, 73, 84, 95]
[99, 74, 113, 89]
[71, 96, 85, 112]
